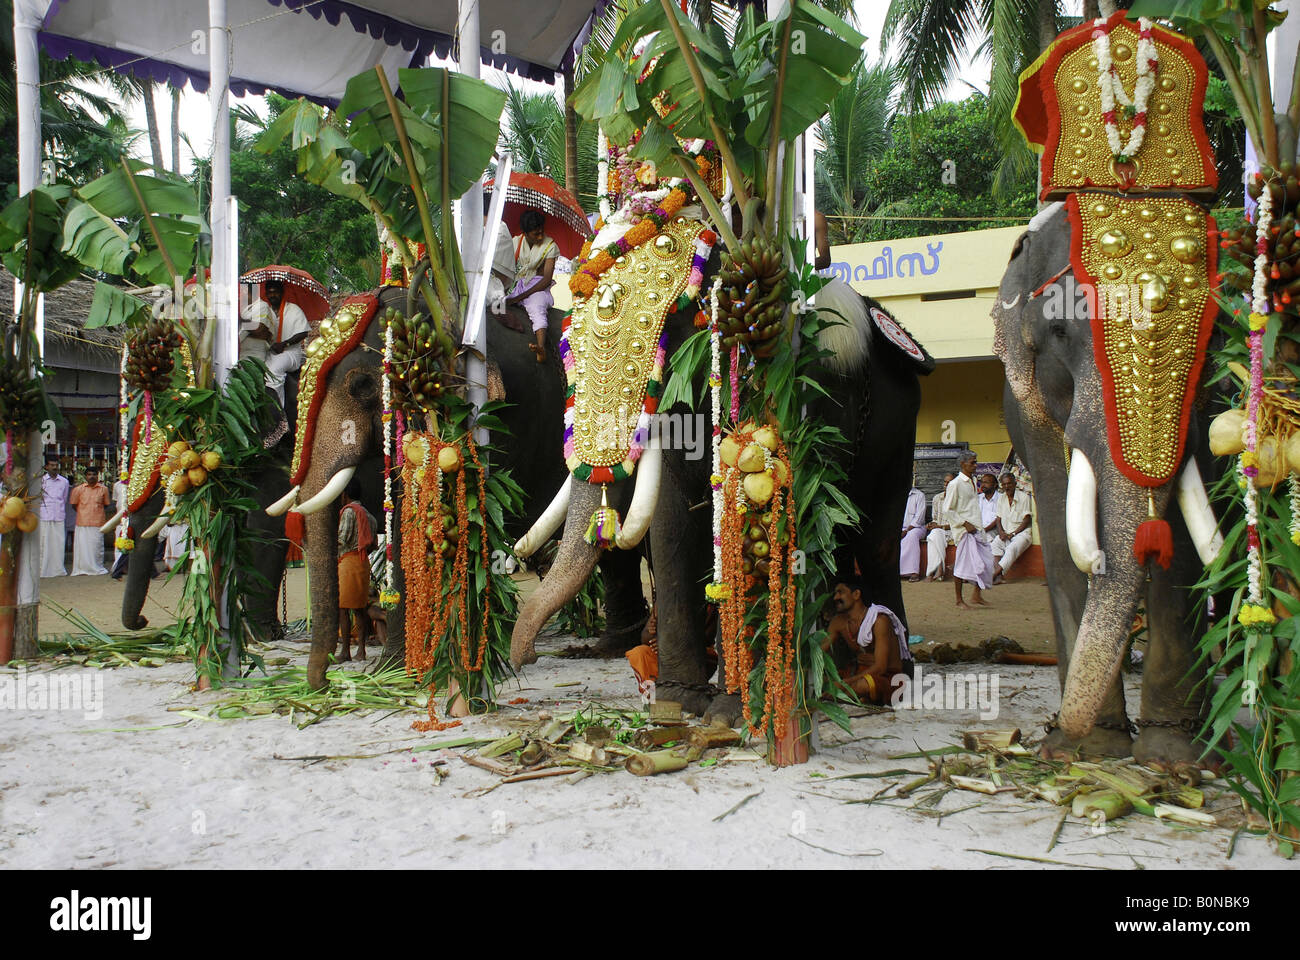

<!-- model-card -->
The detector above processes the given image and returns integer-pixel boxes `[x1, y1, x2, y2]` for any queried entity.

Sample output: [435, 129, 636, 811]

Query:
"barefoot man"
[924, 472, 954, 581]
[944, 451, 993, 608]
[898, 482, 928, 582]
[337, 479, 377, 662]
[823, 578, 914, 705]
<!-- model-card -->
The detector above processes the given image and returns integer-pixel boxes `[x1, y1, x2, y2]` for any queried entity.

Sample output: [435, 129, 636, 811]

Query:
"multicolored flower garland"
[1239, 180, 1276, 629]
[379, 320, 400, 608]
[1092, 16, 1157, 164]
[706, 277, 728, 602]
[118, 344, 130, 482]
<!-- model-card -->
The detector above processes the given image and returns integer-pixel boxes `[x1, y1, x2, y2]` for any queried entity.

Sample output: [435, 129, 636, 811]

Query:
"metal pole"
[458, 0, 488, 450]
[209, 0, 235, 383]
[12, 2, 42, 625]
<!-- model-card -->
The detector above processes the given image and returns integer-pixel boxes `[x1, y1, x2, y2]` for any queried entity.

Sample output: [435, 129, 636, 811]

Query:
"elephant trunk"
[1058, 442, 1176, 739]
[305, 503, 341, 691]
[510, 480, 604, 668]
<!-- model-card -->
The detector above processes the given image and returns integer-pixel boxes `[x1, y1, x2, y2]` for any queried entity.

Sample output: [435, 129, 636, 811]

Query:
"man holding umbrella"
[240, 267, 330, 414]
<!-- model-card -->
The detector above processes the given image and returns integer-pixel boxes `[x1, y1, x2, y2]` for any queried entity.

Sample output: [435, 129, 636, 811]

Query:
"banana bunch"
[0, 356, 43, 434]
[424, 497, 461, 563]
[125, 318, 184, 393]
[1219, 167, 1300, 309]
[380, 306, 449, 415]
[715, 235, 789, 356]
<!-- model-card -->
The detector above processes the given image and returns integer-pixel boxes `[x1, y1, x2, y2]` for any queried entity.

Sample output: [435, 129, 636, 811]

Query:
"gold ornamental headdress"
[1013, 11, 1217, 200]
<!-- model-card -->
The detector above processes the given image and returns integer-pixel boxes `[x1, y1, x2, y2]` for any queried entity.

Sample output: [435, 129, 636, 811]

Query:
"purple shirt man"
[40, 459, 70, 578]
[40, 467, 70, 522]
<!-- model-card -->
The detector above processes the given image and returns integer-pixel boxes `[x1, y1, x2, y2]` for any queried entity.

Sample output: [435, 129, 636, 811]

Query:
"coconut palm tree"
[815, 62, 896, 246]
[500, 80, 602, 210]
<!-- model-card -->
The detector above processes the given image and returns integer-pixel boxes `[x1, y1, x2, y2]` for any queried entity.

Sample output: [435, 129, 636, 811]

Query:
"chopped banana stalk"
[1072, 789, 1133, 821]
[961, 729, 1022, 751]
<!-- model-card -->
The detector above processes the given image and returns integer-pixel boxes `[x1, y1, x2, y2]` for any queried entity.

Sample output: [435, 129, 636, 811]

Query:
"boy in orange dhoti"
[337, 479, 377, 662]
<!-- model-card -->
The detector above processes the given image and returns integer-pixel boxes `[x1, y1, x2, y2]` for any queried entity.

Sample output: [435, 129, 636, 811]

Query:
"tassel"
[1133, 492, 1173, 569]
[584, 485, 621, 548]
[284, 510, 305, 550]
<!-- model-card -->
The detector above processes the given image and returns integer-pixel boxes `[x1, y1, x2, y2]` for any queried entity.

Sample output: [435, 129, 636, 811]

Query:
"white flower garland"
[1240, 184, 1273, 622]
[707, 278, 725, 600]
[1289, 474, 1300, 547]
[597, 127, 611, 223]
[1092, 17, 1157, 161]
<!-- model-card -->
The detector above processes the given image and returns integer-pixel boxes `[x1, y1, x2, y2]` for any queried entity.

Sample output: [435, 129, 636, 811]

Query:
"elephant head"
[992, 201, 1223, 741]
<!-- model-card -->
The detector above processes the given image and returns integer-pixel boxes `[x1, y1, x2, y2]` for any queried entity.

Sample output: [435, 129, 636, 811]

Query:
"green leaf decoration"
[86, 282, 151, 329]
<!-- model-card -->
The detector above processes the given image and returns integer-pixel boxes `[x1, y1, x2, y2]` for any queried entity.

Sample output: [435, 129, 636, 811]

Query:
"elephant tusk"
[1065, 449, 1106, 576]
[515, 476, 571, 557]
[99, 508, 124, 535]
[141, 507, 173, 540]
[265, 484, 301, 517]
[1177, 459, 1224, 566]
[614, 444, 662, 550]
[292, 468, 355, 517]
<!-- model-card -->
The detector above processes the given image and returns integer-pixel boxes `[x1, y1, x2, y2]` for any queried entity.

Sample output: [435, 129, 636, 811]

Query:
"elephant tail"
[814, 276, 871, 374]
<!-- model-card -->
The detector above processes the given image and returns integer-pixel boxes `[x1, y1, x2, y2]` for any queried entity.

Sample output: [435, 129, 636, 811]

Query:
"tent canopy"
[20, 0, 604, 104]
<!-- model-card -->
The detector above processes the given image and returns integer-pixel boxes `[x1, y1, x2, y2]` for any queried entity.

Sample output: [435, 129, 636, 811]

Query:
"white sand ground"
[1, 623, 1291, 869]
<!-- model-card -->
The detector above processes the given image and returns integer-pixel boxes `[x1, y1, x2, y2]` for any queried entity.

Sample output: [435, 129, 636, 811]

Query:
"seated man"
[924, 472, 955, 581]
[244, 278, 310, 408]
[899, 483, 928, 582]
[992, 472, 1034, 584]
[484, 192, 517, 317]
[823, 578, 914, 705]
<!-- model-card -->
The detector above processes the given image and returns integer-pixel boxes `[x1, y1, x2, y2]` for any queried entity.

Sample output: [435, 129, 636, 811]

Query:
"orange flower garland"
[569, 187, 688, 299]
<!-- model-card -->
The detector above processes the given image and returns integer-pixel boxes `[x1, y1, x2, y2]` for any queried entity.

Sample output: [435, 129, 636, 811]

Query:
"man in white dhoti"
[898, 484, 928, 582]
[164, 523, 190, 570]
[68, 467, 111, 576]
[110, 476, 129, 578]
[485, 193, 517, 317]
[944, 452, 993, 608]
[924, 472, 955, 581]
[992, 473, 1034, 584]
[39, 457, 70, 578]
[978, 472, 999, 534]
[244, 279, 310, 407]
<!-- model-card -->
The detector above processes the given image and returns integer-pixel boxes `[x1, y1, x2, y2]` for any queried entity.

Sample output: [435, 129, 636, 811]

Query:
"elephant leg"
[120, 533, 162, 630]
[649, 472, 712, 717]
[305, 506, 340, 690]
[1133, 511, 1209, 770]
[595, 547, 648, 656]
[1006, 392, 1131, 759]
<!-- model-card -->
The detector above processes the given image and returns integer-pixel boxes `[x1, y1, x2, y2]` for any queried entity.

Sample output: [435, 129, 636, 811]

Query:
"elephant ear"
[862, 297, 936, 375]
[992, 230, 1039, 404]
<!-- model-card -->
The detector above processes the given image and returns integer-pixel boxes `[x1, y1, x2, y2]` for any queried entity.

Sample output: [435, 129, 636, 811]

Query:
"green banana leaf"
[86, 281, 152, 330]
[0, 185, 82, 292]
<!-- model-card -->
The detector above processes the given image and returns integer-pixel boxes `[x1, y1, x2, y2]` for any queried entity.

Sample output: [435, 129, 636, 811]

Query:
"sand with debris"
[1, 572, 1289, 869]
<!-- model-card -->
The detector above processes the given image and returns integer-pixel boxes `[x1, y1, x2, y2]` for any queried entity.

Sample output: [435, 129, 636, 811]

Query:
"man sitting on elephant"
[337, 478, 377, 662]
[823, 578, 914, 705]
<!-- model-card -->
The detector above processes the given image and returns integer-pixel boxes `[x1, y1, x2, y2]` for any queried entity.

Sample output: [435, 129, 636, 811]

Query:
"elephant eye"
[348, 371, 378, 399]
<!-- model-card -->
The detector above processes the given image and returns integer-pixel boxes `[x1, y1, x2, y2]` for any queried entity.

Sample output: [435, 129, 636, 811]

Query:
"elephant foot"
[703, 693, 742, 729]
[1133, 723, 1214, 774]
[561, 625, 644, 660]
[655, 681, 713, 718]
[1040, 725, 1133, 761]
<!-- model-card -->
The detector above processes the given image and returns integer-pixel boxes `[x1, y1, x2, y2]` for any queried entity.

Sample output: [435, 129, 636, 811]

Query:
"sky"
[107, 0, 1013, 175]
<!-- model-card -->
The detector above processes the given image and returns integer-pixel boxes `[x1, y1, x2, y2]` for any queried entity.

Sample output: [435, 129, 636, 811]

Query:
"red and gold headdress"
[1014, 11, 1217, 200]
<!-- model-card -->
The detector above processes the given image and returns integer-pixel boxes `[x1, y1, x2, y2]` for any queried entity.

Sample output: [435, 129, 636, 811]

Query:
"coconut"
[178, 450, 199, 470]
[200, 451, 222, 471]
[437, 445, 462, 473]
[404, 435, 429, 463]
[0, 516, 14, 534]
[752, 425, 779, 452]
[2, 496, 26, 520]
[1285, 431, 1300, 475]
[425, 522, 440, 541]
[770, 459, 789, 486]
[737, 443, 768, 473]
[170, 474, 192, 495]
[719, 435, 741, 468]
[750, 539, 770, 558]
[743, 470, 775, 505]
[1255, 437, 1284, 487]
[159, 458, 177, 477]
[187, 466, 208, 487]
[1208, 408, 1247, 457]
[167, 440, 190, 457]
[16, 512, 38, 533]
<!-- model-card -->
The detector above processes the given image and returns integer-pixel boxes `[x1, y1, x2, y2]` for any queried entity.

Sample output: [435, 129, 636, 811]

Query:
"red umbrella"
[484, 172, 594, 259]
[240, 265, 331, 324]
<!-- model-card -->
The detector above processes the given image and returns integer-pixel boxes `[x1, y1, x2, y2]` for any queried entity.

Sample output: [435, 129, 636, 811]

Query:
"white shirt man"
[925, 473, 954, 581]
[978, 475, 1000, 532]
[944, 457, 994, 604]
[898, 486, 928, 581]
[487, 218, 516, 316]
[246, 279, 310, 405]
[992, 475, 1034, 583]
[39, 459, 70, 578]
[111, 477, 129, 567]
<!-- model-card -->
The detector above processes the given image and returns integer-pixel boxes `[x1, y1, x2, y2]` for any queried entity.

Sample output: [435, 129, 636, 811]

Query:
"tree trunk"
[1083, 0, 1100, 20]
[170, 85, 182, 174]
[562, 64, 579, 195]
[141, 82, 164, 173]
[1037, 0, 1058, 52]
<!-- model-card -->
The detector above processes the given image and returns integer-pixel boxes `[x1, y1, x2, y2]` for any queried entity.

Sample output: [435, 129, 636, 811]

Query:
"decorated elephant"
[508, 236, 935, 721]
[270, 286, 645, 690]
[992, 202, 1225, 765]
[112, 404, 293, 637]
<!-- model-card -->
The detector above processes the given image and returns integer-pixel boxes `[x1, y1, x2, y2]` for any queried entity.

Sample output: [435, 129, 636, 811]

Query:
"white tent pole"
[458, 0, 488, 451]
[209, 0, 235, 383]
[12, 1, 43, 627]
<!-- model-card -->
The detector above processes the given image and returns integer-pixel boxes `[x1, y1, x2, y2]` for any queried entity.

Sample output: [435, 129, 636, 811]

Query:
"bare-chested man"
[823, 578, 914, 705]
